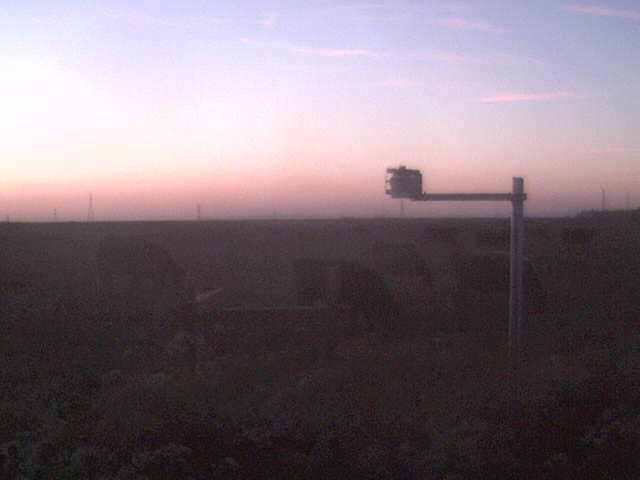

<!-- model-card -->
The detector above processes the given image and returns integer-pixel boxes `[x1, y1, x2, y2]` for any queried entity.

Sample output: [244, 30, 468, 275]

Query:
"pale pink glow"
[590, 147, 640, 154]
[370, 79, 415, 88]
[260, 13, 279, 28]
[566, 4, 640, 21]
[479, 92, 573, 103]
[435, 16, 500, 33]
[241, 39, 387, 57]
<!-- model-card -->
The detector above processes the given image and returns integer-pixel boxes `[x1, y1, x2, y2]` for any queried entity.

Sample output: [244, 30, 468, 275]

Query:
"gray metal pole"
[384, 166, 528, 379]
[509, 177, 525, 394]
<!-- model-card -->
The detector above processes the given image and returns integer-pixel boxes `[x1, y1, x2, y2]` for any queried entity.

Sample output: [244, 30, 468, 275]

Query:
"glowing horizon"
[2, 1, 639, 221]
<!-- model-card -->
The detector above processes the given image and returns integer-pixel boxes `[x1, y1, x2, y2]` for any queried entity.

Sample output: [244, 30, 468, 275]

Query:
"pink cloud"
[566, 4, 640, 21]
[479, 91, 573, 103]
[293, 46, 382, 57]
[590, 147, 640, 154]
[334, 3, 410, 24]
[370, 79, 415, 88]
[420, 52, 542, 65]
[241, 38, 387, 57]
[435, 16, 500, 33]
[260, 13, 279, 28]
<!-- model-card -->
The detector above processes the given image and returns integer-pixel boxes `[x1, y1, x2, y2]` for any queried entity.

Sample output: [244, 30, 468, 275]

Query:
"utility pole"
[53, 208, 58, 222]
[385, 165, 527, 414]
[601, 188, 606, 211]
[88, 193, 95, 222]
[197, 203, 201, 221]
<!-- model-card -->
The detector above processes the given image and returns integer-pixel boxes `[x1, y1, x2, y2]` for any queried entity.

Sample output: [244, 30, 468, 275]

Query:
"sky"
[1, 0, 639, 220]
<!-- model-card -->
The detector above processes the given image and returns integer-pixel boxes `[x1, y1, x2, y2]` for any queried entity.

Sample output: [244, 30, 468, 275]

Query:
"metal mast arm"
[417, 193, 524, 202]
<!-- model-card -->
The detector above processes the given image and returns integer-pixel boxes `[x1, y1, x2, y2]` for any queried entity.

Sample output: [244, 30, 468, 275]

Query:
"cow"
[95, 234, 219, 335]
[95, 234, 185, 295]
[448, 251, 547, 333]
[293, 258, 401, 335]
[423, 226, 459, 245]
[371, 242, 432, 282]
[562, 227, 596, 248]
[336, 262, 401, 329]
[96, 234, 220, 371]
[475, 228, 510, 250]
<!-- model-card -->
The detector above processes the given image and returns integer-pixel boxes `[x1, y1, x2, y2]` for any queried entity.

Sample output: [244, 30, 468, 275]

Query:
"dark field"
[2, 213, 640, 479]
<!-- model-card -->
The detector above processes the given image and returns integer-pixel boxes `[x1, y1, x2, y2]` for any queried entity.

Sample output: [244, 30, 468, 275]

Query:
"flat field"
[1, 213, 639, 478]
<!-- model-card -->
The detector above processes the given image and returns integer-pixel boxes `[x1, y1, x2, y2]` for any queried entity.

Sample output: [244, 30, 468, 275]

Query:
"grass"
[1, 214, 640, 478]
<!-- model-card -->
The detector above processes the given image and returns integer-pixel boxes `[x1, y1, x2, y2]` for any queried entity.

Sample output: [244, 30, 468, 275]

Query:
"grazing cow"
[96, 234, 221, 370]
[293, 257, 332, 307]
[96, 235, 185, 295]
[95, 235, 219, 333]
[423, 226, 459, 245]
[371, 242, 432, 282]
[475, 228, 510, 250]
[293, 258, 401, 334]
[450, 251, 547, 332]
[336, 262, 401, 333]
[562, 227, 596, 248]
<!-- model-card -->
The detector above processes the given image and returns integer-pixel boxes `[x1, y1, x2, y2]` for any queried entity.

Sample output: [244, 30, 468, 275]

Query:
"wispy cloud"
[260, 13, 279, 28]
[419, 52, 541, 65]
[103, 10, 270, 29]
[337, 3, 410, 24]
[479, 92, 574, 103]
[103, 10, 184, 28]
[370, 79, 415, 88]
[435, 16, 501, 33]
[565, 4, 640, 21]
[242, 39, 387, 57]
[591, 147, 640, 154]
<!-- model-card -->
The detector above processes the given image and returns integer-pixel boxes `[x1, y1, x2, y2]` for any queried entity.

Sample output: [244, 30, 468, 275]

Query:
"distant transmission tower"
[87, 193, 95, 222]
[53, 208, 58, 222]
[196, 203, 201, 221]
[601, 188, 606, 211]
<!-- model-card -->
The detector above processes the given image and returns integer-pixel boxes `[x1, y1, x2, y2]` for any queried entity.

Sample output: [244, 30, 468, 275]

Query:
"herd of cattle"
[92, 225, 596, 337]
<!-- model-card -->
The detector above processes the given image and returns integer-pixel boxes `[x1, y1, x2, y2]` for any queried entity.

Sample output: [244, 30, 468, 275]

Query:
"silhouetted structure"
[88, 193, 95, 222]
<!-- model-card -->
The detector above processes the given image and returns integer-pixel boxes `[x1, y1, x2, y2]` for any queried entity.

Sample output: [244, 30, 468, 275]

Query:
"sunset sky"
[1, 1, 639, 220]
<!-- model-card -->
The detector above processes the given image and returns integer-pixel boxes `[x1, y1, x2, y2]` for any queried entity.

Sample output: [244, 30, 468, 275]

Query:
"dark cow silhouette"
[293, 257, 331, 307]
[451, 251, 547, 331]
[336, 262, 401, 332]
[96, 235, 184, 291]
[562, 227, 596, 247]
[293, 258, 400, 334]
[372, 242, 432, 282]
[475, 228, 510, 250]
[95, 235, 204, 332]
[423, 226, 459, 245]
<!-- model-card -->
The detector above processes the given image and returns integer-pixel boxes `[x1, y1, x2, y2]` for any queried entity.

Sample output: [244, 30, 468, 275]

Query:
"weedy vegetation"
[1, 214, 640, 478]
